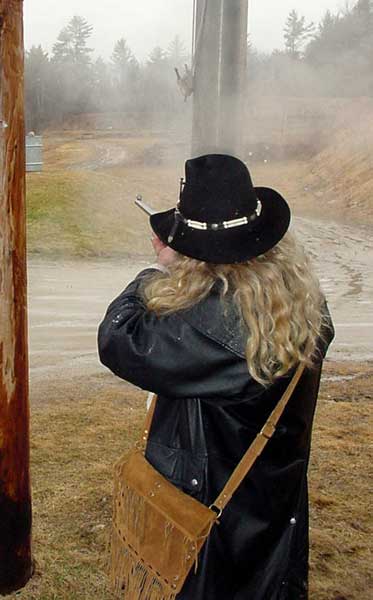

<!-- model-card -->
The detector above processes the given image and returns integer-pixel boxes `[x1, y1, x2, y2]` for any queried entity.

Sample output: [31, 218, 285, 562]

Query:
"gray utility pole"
[191, 0, 221, 156]
[219, 0, 248, 155]
[0, 0, 33, 594]
[192, 0, 248, 157]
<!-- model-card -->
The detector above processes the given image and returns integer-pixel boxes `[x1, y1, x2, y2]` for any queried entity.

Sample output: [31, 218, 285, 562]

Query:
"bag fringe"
[110, 459, 214, 598]
[110, 528, 177, 600]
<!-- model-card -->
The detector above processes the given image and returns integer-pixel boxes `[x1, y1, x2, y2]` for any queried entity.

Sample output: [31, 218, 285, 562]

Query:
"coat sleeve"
[317, 299, 335, 358]
[97, 269, 254, 399]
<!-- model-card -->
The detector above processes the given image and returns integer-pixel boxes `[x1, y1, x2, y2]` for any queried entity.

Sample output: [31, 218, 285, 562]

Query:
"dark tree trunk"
[0, 0, 33, 594]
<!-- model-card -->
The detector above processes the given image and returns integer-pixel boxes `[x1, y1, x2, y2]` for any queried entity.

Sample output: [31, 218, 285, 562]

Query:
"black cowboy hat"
[150, 154, 291, 264]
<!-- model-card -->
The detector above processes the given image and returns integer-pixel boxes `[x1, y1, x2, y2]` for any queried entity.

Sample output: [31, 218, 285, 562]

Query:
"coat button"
[191, 478, 198, 487]
[290, 517, 297, 525]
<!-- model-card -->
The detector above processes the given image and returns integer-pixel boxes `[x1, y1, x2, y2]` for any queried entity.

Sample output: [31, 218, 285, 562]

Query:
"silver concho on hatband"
[168, 198, 263, 243]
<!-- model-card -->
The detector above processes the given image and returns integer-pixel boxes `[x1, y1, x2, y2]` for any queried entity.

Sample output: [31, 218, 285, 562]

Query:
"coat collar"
[180, 286, 248, 359]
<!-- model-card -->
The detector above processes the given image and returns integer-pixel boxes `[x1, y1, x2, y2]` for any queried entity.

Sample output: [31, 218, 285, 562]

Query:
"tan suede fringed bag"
[110, 363, 305, 600]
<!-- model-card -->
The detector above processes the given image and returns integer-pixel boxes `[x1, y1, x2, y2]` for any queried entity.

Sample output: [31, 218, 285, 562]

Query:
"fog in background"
[25, 0, 345, 59]
[24, 0, 373, 159]
[23, 0, 373, 471]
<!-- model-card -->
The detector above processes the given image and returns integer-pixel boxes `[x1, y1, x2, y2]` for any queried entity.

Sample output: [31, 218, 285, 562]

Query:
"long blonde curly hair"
[142, 232, 325, 386]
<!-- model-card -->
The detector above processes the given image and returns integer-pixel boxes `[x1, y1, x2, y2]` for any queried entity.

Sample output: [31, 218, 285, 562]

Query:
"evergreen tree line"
[26, 1, 373, 133]
[25, 15, 190, 132]
[249, 0, 373, 98]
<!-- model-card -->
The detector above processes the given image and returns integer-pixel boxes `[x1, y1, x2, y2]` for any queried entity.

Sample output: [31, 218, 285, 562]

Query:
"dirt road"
[295, 217, 373, 362]
[28, 216, 373, 390]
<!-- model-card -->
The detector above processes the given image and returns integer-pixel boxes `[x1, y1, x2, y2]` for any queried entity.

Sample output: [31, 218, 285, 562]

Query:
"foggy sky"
[24, 0, 347, 61]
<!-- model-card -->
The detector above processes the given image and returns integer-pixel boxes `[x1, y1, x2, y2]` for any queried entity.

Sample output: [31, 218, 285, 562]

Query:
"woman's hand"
[151, 235, 178, 268]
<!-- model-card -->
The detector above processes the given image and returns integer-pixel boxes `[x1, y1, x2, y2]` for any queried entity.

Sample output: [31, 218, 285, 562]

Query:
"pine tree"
[145, 46, 175, 113]
[353, 0, 373, 35]
[51, 16, 94, 117]
[318, 10, 338, 36]
[354, 0, 373, 18]
[52, 28, 73, 63]
[111, 38, 136, 71]
[25, 45, 49, 77]
[166, 35, 188, 68]
[68, 15, 93, 64]
[353, 0, 373, 70]
[148, 46, 166, 67]
[305, 10, 340, 65]
[111, 38, 139, 110]
[246, 35, 263, 84]
[284, 10, 315, 58]
[52, 15, 93, 65]
[25, 45, 51, 131]
[92, 57, 112, 111]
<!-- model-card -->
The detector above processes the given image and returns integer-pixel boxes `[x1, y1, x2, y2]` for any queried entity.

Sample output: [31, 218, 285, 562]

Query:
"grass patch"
[26, 168, 178, 259]
[25, 132, 182, 259]
[27, 171, 101, 256]
[26, 170, 143, 257]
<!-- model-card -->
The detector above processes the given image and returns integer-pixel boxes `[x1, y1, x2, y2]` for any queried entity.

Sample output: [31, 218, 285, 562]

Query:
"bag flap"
[117, 451, 216, 539]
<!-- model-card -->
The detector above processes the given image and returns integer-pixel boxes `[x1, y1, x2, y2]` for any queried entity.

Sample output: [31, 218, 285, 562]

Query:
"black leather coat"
[98, 268, 334, 600]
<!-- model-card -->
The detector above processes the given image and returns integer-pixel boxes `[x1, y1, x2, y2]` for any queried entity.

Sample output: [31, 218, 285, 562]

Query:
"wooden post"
[191, 0, 222, 156]
[0, 0, 33, 594]
[218, 0, 249, 156]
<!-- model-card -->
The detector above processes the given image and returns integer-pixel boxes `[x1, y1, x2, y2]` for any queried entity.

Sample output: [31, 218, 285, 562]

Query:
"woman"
[98, 154, 334, 600]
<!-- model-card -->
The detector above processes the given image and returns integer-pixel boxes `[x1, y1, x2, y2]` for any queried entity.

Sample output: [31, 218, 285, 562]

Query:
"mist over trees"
[25, 1, 373, 132]
[283, 10, 315, 59]
[249, 0, 373, 98]
[25, 15, 188, 132]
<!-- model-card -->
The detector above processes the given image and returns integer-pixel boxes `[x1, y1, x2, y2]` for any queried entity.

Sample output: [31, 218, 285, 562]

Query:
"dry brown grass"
[9, 374, 146, 600]
[309, 361, 373, 600]
[5, 361, 372, 600]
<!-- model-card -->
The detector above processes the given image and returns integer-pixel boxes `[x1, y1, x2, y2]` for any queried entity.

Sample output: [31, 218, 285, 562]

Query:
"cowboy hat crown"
[150, 154, 291, 264]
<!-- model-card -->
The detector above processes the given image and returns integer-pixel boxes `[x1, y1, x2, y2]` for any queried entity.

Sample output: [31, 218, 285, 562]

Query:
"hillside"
[247, 96, 373, 227]
[307, 98, 373, 225]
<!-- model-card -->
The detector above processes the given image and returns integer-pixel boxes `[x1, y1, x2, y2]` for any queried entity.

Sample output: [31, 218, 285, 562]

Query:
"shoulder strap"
[140, 364, 306, 512]
[211, 362, 305, 514]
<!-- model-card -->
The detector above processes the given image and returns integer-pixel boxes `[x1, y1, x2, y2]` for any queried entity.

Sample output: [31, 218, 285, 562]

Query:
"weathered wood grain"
[0, 0, 33, 594]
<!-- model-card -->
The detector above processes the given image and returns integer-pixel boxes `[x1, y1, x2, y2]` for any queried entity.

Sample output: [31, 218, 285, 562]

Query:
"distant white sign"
[26, 135, 43, 172]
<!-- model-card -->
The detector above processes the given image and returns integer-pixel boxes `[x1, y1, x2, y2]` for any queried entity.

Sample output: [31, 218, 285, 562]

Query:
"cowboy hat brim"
[149, 187, 291, 264]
